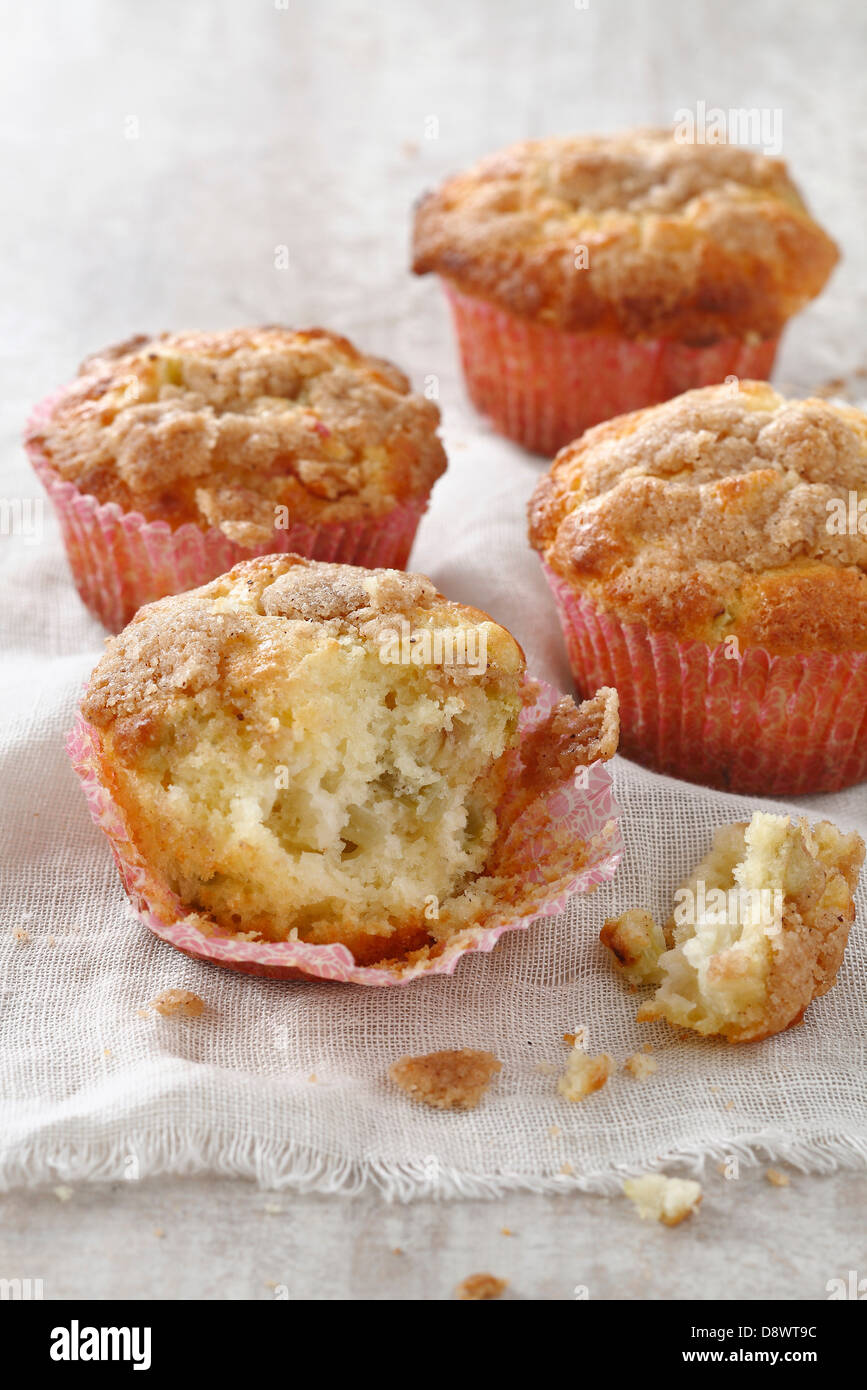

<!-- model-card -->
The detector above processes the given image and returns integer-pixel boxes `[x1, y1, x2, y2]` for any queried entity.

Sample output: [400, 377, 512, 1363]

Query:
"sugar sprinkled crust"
[28, 327, 446, 543]
[623, 1174, 702, 1226]
[637, 811, 865, 1043]
[413, 131, 838, 340]
[389, 1048, 501, 1110]
[80, 554, 619, 965]
[530, 381, 867, 653]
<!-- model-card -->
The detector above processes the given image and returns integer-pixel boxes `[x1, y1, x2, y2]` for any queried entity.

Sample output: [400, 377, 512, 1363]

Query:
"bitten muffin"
[76, 554, 619, 970]
[25, 327, 446, 630]
[634, 812, 865, 1044]
[413, 130, 838, 453]
[529, 380, 867, 794]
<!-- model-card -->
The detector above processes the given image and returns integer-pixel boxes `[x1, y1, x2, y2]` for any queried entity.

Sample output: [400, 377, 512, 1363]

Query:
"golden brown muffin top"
[529, 381, 867, 654]
[81, 553, 524, 738]
[29, 327, 446, 544]
[412, 131, 838, 340]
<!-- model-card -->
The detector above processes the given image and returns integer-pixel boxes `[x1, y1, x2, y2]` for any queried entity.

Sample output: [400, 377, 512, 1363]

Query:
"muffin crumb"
[147, 988, 206, 1018]
[623, 1174, 702, 1226]
[454, 1272, 508, 1301]
[600, 910, 665, 985]
[624, 1053, 658, 1081]
[766, 1168, 790, 1188]
[389, 1048, 501, 1110]
[557, 1045, 615, 1102]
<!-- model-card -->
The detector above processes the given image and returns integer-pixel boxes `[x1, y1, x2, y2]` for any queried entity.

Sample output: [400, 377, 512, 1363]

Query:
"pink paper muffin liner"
[25, 389, 431, 632]
[542, 564, 867, 797]
[67, 680, 624, 986]
[444, 284, 779, 456]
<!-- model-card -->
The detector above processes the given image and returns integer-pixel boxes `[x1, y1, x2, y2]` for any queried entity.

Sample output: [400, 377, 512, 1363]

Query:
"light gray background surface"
[1, 0, 865, 1300]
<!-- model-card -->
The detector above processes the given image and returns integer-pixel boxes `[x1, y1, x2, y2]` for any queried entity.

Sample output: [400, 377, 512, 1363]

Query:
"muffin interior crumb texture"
[81, 554, 619, 966]
[529, 380, 867, 654]
[389, 1048, 501, 1110]
[30, 327, 446, 543]
[637, 811, 864, 1043]
[623, 1174, 702, 1226]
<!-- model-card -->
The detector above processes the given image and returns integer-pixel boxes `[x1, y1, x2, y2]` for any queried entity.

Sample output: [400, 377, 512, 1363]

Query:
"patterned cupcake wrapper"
[542, 565, 867, 797]
[444, 283, 780, 456]
[66, 680, 624, 986]
[25, 389, 430, 632]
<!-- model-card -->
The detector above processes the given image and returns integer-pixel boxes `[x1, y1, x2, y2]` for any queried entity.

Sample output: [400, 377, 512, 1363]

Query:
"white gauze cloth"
[1, 410, 866, 1199]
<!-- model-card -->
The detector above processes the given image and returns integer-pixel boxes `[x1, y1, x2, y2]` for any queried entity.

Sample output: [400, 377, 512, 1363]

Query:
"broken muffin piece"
[600, 909, 666, 985]
[637, 812, 864, 1043]
[557, 1044, 615, 1102]
[389, 1048, 502, 1110]
[623, 1174, 702, 1226]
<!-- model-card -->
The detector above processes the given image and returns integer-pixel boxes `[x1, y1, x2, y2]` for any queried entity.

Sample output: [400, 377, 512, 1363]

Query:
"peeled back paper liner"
[67, 679, 623, 986]
[444, 283, 779, 457]
[24, 388, 430, 633]
[542, 563, 867, 797]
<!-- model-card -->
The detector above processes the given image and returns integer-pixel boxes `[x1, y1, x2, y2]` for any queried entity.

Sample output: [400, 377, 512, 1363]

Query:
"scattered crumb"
[153, 1227, 165, 1238]
[766, 1168, 790, 1188]
[454, 1272, 508, 1301]
[641, 1042, 653, 1053]
[103, 1048, 112, 1058]
[263, 1202, 283, 1214]
[725, 1100, 735, 1111]
[308, 1073, 318, 1083]
[392, 1247, 404, 1256]
[624, 1053, 658, 1081]
[548, 1125, 562, 1139]
[623, 1174, 702, 1226]
[500, 1227, 514, 1237]
[48, 936, 56, 947]
[557, 1045, 615, 1102]
[13, 927, 29, 943]
[559, 1162, 574, 1176]
[600, 909, 665, 985]
[388, 1048, 501, 1110]
[53, 1185, 73, 1202]
[136, 1009, 150, 1019]
[264, 1279, 278, 1290]
[146, 988, 206, 1018]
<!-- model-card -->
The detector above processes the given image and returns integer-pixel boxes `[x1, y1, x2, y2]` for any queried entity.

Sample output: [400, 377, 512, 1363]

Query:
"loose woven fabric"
[1, 415, 866, 1198]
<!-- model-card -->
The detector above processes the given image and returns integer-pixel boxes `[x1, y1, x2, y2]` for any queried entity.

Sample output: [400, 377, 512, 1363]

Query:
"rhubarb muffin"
[25, 327, 446, 630]
[633, 812, 865, 1043]
[413, 130, 838, 453]
[529, 379, 867, 794]
[72, 554, 620, 974]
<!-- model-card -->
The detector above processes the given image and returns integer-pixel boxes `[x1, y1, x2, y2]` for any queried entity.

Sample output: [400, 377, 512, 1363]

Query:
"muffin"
[25, 327, 446, 630]
[70, 554, 620, 978]
[529, 380, 867, 795]
[634, 812, 865, 1044]
[412, 130, 838, 454]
